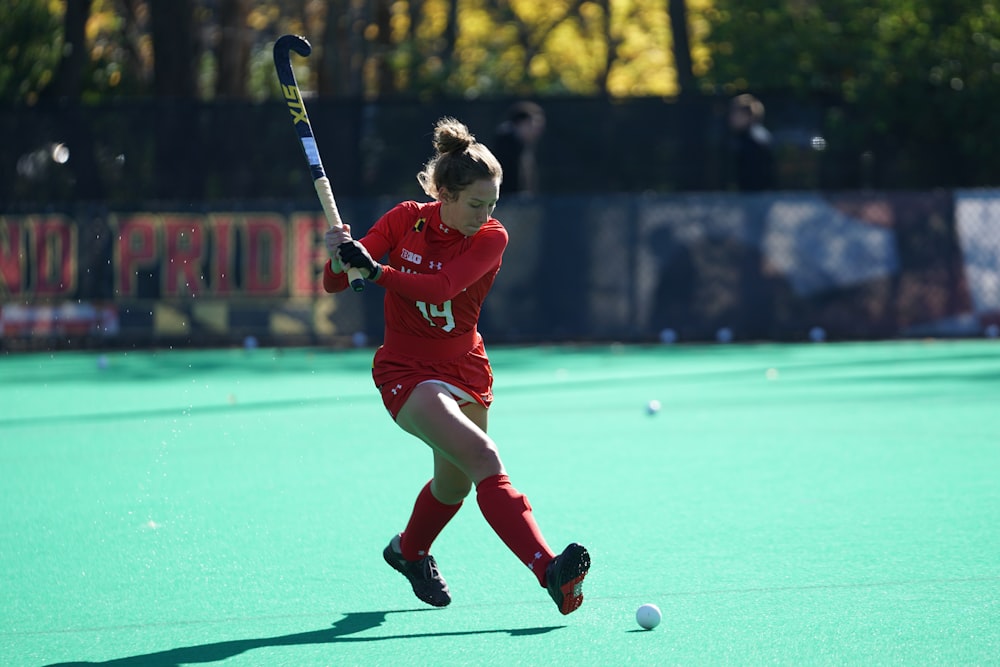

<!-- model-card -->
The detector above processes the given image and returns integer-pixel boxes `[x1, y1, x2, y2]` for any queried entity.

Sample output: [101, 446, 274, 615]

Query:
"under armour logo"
[429, 261, 443, 270]
[528, 551, 544, 570]
[391, 383, 403, 395]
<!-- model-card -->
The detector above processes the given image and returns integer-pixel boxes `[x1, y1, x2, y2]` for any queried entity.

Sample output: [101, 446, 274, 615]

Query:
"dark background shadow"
[44, 609, 565, 667]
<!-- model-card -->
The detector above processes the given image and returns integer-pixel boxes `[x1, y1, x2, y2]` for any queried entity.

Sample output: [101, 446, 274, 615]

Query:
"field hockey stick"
[273, 34, 365, 292]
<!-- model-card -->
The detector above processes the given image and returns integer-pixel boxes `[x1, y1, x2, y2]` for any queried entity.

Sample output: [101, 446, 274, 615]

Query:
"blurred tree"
[46, 0, 91, 100]
[669, 0, 694, 95]
[592, 0, 617, 94]
[150, 0, 198, 97]
[215, 0, 252, 98]
[0, 0, 63, 104]
[373, 0, 393, 96]
[317, 0, 354, 96]
[302, 0, 709, 98]
[118, 0, 156, 92]
[702, 0, 1000, 188]
[42, 0, 106, 200]
[3, 0, 713, 102]
[442, 0, 687, 97]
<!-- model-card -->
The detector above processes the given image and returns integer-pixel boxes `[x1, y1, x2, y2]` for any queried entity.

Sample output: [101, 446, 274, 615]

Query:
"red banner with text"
[0, 211, 368, 346]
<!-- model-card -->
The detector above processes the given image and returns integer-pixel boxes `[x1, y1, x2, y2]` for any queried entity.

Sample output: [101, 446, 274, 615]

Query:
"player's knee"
[463, 443, 504, 482]
[433, 478, 472, 504]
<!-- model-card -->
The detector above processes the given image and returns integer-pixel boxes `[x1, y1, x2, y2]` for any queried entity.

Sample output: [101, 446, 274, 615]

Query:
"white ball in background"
[636, 603, 662, 630]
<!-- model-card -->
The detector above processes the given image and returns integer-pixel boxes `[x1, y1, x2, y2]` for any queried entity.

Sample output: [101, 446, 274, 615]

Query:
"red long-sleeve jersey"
[323, 200, 508, 359]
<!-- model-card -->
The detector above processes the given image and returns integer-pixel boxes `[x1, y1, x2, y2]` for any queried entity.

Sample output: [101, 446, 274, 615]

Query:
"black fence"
[3, 92, 981, 209]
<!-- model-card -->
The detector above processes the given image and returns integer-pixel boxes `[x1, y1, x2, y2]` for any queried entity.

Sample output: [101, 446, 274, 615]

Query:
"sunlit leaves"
[4, 0, 714, 101]
[704, 0, 1000, 186]
[0, 0, 62, 103]
[367, 0, 713, 97]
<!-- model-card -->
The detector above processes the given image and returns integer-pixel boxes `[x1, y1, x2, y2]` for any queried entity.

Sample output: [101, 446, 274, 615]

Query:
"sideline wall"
[2, 191, 997, 350]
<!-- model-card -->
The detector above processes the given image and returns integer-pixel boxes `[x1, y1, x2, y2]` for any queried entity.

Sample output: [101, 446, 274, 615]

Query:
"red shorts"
[372, 337, 494, 419]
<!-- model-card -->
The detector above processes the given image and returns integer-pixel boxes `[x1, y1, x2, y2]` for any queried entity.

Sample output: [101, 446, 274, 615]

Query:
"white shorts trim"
[417, 379, 477, 406]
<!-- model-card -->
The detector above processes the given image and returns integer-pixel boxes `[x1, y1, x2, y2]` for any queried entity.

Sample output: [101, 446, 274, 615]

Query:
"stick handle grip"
[315, 177, 365, 292]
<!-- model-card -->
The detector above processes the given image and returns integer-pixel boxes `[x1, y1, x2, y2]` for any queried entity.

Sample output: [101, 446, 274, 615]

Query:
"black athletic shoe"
[545, 543, 591, 615]
[382, 533, 451, 607]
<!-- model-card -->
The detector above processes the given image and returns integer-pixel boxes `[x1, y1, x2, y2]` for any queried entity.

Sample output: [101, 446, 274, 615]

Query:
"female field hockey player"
[322, 117, 590, 615]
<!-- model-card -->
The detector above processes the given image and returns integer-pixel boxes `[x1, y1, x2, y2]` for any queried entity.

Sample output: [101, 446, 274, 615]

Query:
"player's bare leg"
[396, 383, 505, 483]
[395, 383, 589, 613]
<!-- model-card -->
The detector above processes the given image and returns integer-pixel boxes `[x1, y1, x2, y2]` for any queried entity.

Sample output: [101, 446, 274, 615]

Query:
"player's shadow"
[44, 609, 565, 667]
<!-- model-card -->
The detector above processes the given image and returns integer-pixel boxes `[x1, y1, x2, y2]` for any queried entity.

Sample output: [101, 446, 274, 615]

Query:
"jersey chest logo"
[400, 248, 444, 271]
[401, 247, 423, 265]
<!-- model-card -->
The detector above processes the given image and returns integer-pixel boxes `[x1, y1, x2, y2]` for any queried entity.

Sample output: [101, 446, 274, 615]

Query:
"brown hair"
[417, 117, 502, 201]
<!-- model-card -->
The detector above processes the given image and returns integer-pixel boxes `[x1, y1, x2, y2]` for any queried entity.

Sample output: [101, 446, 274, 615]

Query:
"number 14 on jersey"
[416, 300, 455, 332]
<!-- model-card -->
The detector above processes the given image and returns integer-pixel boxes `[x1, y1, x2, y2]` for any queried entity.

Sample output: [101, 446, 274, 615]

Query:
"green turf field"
[2, 340, 999, 666]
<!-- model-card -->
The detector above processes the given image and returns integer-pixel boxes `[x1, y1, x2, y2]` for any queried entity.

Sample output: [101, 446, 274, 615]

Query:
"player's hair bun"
[433, 117, 475, 155]
[417, 116, 501, 201]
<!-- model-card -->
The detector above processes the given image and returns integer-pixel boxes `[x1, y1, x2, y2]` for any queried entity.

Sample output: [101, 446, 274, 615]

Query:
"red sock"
[476, 474, 555, 586]
[399, 480, 462, 561]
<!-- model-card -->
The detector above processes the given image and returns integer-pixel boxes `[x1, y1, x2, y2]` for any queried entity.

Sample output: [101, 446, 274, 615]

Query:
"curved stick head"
[274, 34, 312, 59]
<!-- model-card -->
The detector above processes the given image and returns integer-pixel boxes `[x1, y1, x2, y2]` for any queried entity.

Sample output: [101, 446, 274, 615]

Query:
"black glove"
[338, 240, 382, 281]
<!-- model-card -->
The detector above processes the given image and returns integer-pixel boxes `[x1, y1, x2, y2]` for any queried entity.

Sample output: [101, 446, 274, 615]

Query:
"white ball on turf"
[646, 399, 662, 415]
[636, 603, 661, 630]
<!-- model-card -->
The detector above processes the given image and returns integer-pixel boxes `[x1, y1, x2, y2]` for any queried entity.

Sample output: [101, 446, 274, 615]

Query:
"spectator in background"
[728, 94, 775, 191]
[728, 94, 777, 340]
[493, 101, 546, 196]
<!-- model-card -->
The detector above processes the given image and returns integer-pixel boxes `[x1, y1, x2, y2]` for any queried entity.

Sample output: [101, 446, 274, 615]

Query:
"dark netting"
[0, 94, 887, 207]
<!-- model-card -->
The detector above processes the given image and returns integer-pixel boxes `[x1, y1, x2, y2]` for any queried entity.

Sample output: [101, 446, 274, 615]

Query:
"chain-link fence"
[0, 93, 892, 208]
